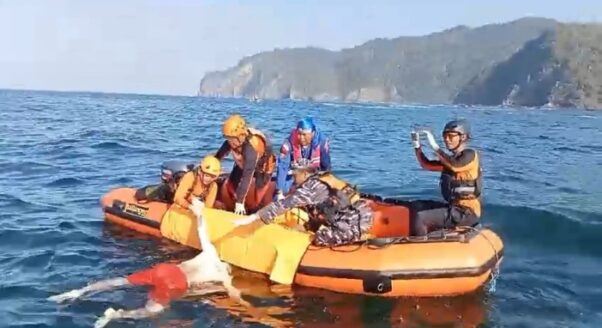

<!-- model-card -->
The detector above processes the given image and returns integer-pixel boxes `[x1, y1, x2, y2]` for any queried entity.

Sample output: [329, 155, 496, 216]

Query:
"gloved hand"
[190, 198, 205, 218]
[421, 130, 440, 151]
[276, 191, 285, 201]
[47, 289, 84, 303]
[411, 130, 420, 149]
[234, 202, 246, 215]
[232, 214, 258, 227]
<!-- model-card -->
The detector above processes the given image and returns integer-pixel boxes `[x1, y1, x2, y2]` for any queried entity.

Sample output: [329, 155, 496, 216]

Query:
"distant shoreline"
[3, 88, 599, 112]
[0, 87, 194, 99]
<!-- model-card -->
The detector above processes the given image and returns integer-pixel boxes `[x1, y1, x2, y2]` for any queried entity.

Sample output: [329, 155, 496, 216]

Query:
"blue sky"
[1, 0, 600, 95]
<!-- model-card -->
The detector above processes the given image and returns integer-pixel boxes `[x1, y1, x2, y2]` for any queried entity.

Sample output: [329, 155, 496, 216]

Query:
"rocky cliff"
[199, 18, 602, 109]
[455, 23, 602, 109]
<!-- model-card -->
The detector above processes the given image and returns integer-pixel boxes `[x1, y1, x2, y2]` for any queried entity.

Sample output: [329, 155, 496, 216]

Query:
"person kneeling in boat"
[173, 155, 221, 211]
[134, 160, 191, 203]
[275, 117, 331, 200]
[233, 158, 374, 247]
[410, 119, 482, 236]
[48, 198, 249, 328]
[215, 114, 277, 215]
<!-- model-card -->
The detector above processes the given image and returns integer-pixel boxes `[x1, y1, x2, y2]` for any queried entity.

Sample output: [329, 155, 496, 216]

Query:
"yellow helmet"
[199, 155, 221, 176]
[222, 114, 247, 138]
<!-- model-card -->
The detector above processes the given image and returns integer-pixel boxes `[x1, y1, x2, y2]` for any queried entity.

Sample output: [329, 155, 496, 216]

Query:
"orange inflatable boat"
[101, 176, 504, 297]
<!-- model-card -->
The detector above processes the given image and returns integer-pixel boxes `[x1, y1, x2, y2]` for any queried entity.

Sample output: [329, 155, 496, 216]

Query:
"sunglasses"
[442, 132, 461, 139]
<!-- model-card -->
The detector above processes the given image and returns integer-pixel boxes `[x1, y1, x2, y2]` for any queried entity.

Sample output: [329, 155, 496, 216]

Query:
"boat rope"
[463, 226, 499, 264]
[462, 225, 501, 292]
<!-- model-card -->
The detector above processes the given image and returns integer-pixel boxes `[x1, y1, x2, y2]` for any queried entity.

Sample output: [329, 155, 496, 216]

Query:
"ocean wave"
[0, 160, 58, 173]
[45, 177, 84, 187]
[553, 146, 590, 154]
[0, 194, 62, 216]
[90, 141, 160, 156]
[90, 141, 132, 150]
[485, 204, 602, 258]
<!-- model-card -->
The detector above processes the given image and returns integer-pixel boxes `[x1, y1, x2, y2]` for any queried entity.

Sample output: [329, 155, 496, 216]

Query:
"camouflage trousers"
[313, 200, 374, 246]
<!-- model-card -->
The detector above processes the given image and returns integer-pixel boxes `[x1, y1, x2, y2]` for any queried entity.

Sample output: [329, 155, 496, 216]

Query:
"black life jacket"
[306, 172, 361, 225]
[439, 151, 482, 202]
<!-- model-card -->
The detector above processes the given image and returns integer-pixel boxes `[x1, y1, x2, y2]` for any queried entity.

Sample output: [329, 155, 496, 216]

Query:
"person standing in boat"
[232, 158, 374, 247]
[275, 117, 331, 200]
[410, 119, 482, 236]
[173, 155, 221, 210]
[215, 114, 277, 215]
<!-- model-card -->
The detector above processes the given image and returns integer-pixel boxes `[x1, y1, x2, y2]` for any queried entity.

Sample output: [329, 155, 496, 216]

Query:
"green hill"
[199, 18, 602, 110]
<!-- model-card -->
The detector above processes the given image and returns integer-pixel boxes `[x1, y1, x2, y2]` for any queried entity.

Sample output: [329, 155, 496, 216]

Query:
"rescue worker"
[276, 117, 331, 199]
[173, 155, 221, 210]
[215, 114, 276, 215]
[232, 158, 374, 247]
[410, 119, 482, 236]
[134, 160, 191, 203]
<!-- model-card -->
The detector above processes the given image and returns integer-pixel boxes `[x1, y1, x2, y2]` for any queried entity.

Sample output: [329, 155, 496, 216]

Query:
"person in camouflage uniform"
[233, 158, 374, 246]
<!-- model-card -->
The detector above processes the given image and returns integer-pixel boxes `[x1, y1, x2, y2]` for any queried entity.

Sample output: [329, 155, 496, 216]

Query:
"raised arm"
[415, 148, 444, 171]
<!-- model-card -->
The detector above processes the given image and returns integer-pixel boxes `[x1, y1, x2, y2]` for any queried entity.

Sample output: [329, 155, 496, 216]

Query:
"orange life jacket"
[231, 127, 276, 174]
[439, 151, 482, 216]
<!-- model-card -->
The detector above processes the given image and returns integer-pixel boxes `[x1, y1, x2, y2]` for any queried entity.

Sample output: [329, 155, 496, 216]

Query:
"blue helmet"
[297, 117, 316, 132]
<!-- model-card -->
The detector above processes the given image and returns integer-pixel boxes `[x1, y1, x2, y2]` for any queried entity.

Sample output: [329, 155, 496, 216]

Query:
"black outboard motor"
[134, 160, 194, 203]
[160, 160, 194, 185]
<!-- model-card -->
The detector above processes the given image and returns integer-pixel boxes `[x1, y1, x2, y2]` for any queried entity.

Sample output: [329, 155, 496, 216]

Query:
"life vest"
[439, 151, 482, 202]
[173, 170, 211, 209]
[288, 129, 321, 168]
[306, 172, 361, 224]
[231, 127, 276, 174]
